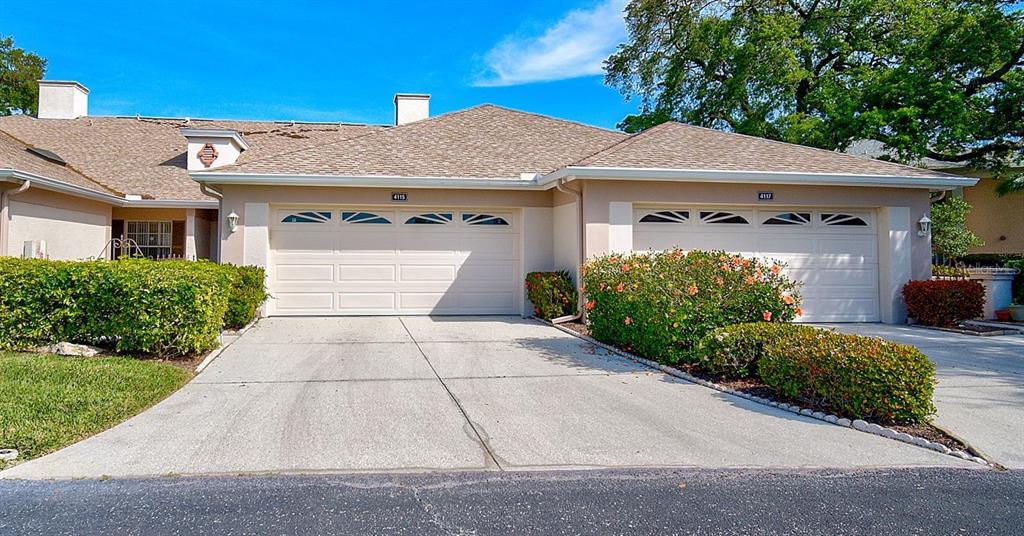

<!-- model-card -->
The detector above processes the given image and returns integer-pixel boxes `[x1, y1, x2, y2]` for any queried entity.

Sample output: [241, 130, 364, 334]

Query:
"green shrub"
[525, 271, 577, 320]
[758, 329, 936, 423]
[697, 322, 818, 379]
[221, 264, 267, 329]
[902, 280, 985, 326]
[582, 250, 802, 363]
[0, 258, 233, 355]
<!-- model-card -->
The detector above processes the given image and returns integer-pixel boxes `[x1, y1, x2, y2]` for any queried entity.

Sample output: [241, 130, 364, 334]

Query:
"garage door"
[269, 208, 520, 315]
[633, 207, 879, 322]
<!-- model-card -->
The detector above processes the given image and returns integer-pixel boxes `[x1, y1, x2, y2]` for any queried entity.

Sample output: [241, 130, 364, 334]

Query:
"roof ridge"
[666, 122, 941, 176]
[571, 121, 674, 166]
[0, 129, 123, 196]
[471, 103, 625, 135]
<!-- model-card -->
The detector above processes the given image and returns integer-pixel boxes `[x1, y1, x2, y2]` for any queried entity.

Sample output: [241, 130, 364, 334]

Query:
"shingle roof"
[0, 131, 117, 195]
[574, 121, 950, 178]
[222, 105, 630, 178]
[0, 115, 382, 200]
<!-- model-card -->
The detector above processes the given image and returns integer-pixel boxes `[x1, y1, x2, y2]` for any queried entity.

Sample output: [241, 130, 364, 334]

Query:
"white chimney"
[181, 128, 250, 171]
[37, 80, 89, 119]
[394, 93, 430, 125]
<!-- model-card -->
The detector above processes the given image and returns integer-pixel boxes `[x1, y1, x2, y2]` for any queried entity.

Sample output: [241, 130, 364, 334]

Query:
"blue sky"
[1, 0, 638, 128]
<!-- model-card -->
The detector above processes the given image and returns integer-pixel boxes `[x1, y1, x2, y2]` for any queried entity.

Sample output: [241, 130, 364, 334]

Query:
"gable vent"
[27, 146, 67, 166]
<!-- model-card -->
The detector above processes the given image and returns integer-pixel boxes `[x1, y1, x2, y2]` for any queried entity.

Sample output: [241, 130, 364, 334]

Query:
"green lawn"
[0, 352, 191, 468]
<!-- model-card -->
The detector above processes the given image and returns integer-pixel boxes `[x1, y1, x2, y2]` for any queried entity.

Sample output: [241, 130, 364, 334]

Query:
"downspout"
[552, 178, 585, 324]
[0, 179, 31, 257]
[200, 183, 224, 263]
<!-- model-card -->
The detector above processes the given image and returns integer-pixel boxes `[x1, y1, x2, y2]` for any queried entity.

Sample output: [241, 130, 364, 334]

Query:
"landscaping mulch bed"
[559, 320, 970, 453]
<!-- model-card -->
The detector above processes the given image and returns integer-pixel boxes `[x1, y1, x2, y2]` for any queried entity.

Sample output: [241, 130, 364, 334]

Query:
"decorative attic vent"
[27, 146, 67, 166]
[197, 143, 219, 168]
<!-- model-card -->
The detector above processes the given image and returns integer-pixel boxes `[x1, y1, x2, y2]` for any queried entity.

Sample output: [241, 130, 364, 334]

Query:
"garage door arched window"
[700, 211, 749, 224]
[462, 213, 509, 226]
[821, 213, 869, 227]
[763, 212, 811, 226]
[638, 210, 689, 223]
[405, 213, 453, 225]
[342, 211, 391, 224]
[282, 211, 332, 223]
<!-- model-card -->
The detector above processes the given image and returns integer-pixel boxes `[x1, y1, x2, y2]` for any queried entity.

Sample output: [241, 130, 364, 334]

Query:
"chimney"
[37, 80, 89, 119]
[394, 93, 430, 125]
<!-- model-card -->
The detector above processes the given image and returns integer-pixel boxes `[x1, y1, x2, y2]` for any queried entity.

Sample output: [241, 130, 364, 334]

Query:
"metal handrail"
[98, 237, 143, 259]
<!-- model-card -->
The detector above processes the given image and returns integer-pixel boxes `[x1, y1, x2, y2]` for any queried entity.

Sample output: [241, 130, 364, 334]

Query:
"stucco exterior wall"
[962, 178, 1024, 254]
[217, 185, 554, 265]
[6, 188, 111, 259]
[579, 179, 934, 282]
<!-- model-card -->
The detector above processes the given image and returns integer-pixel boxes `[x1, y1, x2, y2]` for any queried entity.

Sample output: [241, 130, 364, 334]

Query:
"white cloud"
[475, 0, 628, 87]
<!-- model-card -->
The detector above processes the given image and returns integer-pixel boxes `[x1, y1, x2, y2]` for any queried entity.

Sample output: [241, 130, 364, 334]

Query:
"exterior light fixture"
[227, 211, 239, 233]
[917, 214, 931, 237]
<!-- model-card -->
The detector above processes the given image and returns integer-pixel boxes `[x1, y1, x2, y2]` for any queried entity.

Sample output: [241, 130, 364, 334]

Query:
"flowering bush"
[525, 271, 577, 320]
[697, 322, 818, 379]
[758, 329, 936, 423]
[902, 280, 984, 327]
[582, 250, 801, 363]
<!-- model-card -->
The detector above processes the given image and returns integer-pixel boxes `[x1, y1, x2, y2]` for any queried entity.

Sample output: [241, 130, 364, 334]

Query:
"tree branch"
[964, 38, 1024, 97]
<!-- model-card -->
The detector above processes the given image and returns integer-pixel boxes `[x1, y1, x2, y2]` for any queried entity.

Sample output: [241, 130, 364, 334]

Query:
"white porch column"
[184, 209, 197, 261]
[608, 201, 633, 254]
[877, 207, 913, 324]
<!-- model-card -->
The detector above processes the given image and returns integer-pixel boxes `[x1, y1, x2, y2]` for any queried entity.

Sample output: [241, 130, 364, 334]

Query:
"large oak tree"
[606, 0, 1024, 193]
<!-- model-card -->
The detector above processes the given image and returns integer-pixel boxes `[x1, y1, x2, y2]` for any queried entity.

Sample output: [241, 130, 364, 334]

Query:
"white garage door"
[633, 207, 879, 322]
[268, 208, 520, 315]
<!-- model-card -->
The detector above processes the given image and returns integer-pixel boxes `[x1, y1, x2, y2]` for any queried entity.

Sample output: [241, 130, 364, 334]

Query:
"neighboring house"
[848, 139, 1023, 254]
[1, 81, 975, 323]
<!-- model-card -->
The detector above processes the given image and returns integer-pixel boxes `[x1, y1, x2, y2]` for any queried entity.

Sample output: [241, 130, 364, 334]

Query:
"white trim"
[541, 166, 978, 190]
[1, 169, 218, 208]
[191, 166, 976, 191]
[191, 172, 546, 190]
[180, 128, 250, 151]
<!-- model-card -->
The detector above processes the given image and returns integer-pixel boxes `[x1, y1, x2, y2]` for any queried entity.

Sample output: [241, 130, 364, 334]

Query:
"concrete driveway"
[825, 324, 1024, 469]
[2, 317, 971, 479]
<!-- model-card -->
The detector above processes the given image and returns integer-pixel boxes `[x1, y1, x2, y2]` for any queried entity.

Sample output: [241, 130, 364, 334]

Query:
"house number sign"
[757, 192, 774, 201]
[391, 192, 408, 202]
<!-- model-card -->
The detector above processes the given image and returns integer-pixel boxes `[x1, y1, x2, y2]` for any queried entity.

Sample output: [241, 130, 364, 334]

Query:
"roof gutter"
[0, 169, 217, 208]
[190, 172, 548, 190]
[539, 166, 978, 190]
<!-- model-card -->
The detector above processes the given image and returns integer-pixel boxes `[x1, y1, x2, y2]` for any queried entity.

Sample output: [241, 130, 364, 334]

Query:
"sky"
[0, 0, 638, 128]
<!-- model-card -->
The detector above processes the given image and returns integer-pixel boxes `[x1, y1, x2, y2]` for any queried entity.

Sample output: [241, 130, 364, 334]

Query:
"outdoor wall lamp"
[917, 214, 931, 237]
[227, 211, 239, 233]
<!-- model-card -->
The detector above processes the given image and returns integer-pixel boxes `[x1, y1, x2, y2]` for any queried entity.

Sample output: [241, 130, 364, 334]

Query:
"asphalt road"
[1, 468, 1020, 535]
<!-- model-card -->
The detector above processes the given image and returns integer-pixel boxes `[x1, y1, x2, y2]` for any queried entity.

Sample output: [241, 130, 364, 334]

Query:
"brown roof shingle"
[224, 105, 629, 178]
[574, 121, 950, 178]
[0, 131, 117, 195]
[0, 115, 382, 200]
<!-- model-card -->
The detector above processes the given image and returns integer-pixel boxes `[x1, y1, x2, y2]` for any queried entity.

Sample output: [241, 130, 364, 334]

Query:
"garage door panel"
[400, 264, 457, 282]
[634, 207, 880, 322]
[274, 292, 335, 312]
[270, 207, 520, 315]
[337, 292, 397, 311]
[275, 264, 335, 282]
[338, 264, 397, 282]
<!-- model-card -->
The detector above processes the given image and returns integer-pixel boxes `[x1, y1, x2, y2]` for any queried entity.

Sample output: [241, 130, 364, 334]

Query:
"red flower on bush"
[624, 316, 632, 325]
[782, 295, 795, 305]
[585, 299, 596, 310]
[687, 285, 699, 296]
[745, 276, 756, 285]
[621, 264, 631, 272]
[616, 282, 625, 292]
[763, 311, 773, 321]
[795, 307, 804, 317]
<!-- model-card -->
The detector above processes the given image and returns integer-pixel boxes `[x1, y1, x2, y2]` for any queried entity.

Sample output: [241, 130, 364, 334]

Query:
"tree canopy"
[0, 35, 47, 116]
[606, 0, 1024, 193]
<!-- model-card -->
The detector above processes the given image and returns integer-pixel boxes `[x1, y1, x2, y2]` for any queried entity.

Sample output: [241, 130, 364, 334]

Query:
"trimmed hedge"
[697, 322, 818, 379]
[0, 258, 266, 355]
[902, 280, 985, 327]
[582, 250, 801, 363]
[758, 329, 936, 423]
[525, 271, 577, 320]
[223, 264, 268, 329]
